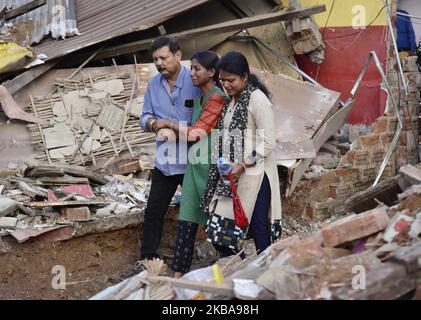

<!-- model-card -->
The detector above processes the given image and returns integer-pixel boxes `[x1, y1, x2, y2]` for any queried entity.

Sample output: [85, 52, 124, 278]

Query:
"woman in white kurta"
[200, 51, 282, 257]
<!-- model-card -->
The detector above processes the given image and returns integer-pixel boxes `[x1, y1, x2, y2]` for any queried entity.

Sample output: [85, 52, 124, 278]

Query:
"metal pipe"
[350, 54, 372, 98]
[227, 35, 322, 87]
[348, 50, 403, 186]
[371, 51, 403, 186]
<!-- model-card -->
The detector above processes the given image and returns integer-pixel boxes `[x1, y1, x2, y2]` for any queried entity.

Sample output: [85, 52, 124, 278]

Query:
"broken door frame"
[350, 51, 403, 187]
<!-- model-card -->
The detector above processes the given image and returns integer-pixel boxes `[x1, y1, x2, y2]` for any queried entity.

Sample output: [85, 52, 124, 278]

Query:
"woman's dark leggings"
[172, 174, 272, 272]
[171, 221, 198, 273]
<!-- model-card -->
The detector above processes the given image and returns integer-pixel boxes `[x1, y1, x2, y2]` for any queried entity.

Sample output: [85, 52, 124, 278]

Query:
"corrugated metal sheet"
[33, 0, 209, 61]
[1, 0, 78, 45]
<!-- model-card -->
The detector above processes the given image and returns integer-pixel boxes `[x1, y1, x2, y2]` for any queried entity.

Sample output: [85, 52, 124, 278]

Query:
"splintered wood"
[27, 69, 155, 166]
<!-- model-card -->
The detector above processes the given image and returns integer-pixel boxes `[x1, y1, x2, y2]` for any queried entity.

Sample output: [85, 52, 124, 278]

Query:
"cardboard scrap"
[9, 226, 68, 243]
[58, 185, 95, 198]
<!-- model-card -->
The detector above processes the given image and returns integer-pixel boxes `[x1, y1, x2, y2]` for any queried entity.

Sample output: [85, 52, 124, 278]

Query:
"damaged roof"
[33, 0, 209, 61]
[1, 0, 78, 45]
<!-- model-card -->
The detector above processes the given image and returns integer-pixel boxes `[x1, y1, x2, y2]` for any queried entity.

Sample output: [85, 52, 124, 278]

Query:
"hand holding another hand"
[154, 119, 171, 131]
[149, 118, 173, 133]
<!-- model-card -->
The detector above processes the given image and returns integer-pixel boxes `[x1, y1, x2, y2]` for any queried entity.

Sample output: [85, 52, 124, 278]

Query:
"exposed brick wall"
[283, 54, 420, 222]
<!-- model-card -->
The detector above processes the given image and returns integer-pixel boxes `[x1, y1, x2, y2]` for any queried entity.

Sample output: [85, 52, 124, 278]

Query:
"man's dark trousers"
[140, 168, 184, 260]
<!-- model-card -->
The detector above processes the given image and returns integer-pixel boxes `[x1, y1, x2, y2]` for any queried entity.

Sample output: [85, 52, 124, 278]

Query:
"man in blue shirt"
[139, 36, 200, 261]
[396, 9, 417, 57]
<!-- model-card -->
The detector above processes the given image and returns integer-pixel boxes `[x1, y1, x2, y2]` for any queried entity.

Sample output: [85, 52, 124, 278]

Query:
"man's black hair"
[151, 36, 181, 54]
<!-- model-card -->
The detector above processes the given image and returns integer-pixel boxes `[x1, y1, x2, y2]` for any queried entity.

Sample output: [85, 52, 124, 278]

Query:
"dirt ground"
[0, 204, 304, 300]
[0, 211, 188, 300]
[0, 227, 141, 300]
[0, 209, 216, 300]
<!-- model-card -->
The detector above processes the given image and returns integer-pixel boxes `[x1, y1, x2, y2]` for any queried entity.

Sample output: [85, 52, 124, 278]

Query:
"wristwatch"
[243, 150, 265, 167]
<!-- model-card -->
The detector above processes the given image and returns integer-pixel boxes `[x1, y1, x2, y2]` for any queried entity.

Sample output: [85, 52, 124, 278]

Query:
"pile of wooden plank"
[0, 163, 153, 244]
[26, 69, 155, 167]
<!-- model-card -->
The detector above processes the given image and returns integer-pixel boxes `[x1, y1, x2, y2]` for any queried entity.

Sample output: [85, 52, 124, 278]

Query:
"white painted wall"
[399, 0, 421, 44]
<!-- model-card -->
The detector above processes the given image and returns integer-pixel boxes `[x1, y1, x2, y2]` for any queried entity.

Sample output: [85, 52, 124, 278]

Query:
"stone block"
[321, 207, 390, 247]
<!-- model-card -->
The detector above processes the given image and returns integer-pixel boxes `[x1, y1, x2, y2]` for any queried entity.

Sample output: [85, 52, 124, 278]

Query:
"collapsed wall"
[283, 52, 420, 220]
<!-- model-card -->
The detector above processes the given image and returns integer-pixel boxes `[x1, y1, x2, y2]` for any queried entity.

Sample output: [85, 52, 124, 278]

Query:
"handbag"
[205, 173, 249, 250]
[206, 211, 247, 251]
[228, 172, 249, 228]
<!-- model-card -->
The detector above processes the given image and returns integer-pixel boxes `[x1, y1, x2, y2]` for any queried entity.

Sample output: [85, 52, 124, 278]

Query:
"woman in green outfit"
[153, 51, 225, 277]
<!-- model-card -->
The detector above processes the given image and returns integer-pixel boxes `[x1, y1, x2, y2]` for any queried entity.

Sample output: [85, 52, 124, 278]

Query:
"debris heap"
[0, 162, 166, 244]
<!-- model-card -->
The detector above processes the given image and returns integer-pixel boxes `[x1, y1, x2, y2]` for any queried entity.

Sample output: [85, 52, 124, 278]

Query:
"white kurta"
[212, 89, 282, 224]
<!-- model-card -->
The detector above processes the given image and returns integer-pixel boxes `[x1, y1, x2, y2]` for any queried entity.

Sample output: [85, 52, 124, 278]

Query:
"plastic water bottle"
[217, 157, 232, 186]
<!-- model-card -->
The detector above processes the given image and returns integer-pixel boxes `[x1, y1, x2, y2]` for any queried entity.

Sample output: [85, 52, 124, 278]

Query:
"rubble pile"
[91, 259, 175, 300]
[0, 0, 419, 301]
[105, 164, 420, 300]
[219, 164, 421, 300]
[0, 163, 165, 243]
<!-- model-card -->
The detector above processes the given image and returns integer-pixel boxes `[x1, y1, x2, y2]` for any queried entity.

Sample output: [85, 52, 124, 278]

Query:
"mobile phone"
[184, 99, 194, 108]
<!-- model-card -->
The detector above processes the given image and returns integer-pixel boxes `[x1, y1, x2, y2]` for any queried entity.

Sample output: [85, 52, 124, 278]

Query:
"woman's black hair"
[191, 51, 221, 86]
[218, 51, 270, 98]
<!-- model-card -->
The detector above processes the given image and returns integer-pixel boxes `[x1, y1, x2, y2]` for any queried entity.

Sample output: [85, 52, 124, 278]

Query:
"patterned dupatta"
[200, 83, 256, 214]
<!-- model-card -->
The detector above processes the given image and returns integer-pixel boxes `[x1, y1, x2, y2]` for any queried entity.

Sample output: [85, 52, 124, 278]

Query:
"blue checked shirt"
[140, 66, 200, 176]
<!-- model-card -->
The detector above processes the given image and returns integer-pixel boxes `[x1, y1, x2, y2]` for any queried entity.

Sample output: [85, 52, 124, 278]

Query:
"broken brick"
[334, 262, 415, 300]
[61, 207, 91, 222]
[321, 207, 390, 247]
[383, 213, 414, 243]
[117, 160, 141, 175]
[372, 149, 386, 165]
[359, 134, 380, 148]
[313, 201, 332, 221]
[270, 233, 324, 270]
[372, 116, 389, 133]
[360, 166, 377, 181]
[388, 118, 398, 132]
[399, 164, 421, 187]
[336, 168, 359, 183]
[401, 56, 419, 72]
[352, 180, 372, 193]
[389, 241, 421, 274]
[335, 183, 353, 199]
[382, 164, 397, 179]
[354, 151, 370, 166]
[271, 235, 301, 258]
[380, 132, 394, 145]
